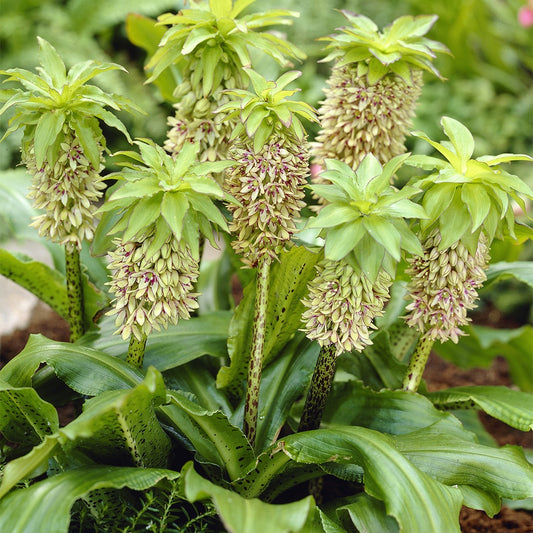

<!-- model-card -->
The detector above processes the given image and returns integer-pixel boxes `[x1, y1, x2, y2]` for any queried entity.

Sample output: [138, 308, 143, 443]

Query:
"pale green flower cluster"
[165, 83, 238, 166]
[313, 66, 423, 168]
[107, 234, 199, 341]
[225, 134, 310, 267]
[25, 128, 105, 249]
[301, 259, 392, 356]
[405, 230, 490, 343]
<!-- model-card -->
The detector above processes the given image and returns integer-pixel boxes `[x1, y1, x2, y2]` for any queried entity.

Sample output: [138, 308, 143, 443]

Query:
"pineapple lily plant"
[0, 37, 139, 341]
[0, 7, 533, 533]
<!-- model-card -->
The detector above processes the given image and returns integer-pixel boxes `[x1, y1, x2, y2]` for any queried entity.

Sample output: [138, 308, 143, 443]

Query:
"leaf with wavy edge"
[277, 426, 462, 533]
[0, 466, 179, 533]
[426, 386, 533, 431]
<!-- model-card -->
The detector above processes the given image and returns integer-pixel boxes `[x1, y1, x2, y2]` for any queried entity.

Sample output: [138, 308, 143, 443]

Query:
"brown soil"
[1, 303, 532, 532]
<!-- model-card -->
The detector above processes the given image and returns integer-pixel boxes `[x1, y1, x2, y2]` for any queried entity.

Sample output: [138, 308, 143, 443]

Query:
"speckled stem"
[127, 333, 147, 369]
[65, 244, 84, 342]
[402, 333, 434, 392]
[298, 344, 337, 432]
[243, 257, 270, 448]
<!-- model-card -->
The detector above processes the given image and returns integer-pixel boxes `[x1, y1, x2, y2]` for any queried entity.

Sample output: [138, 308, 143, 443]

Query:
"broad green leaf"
[164, 358, 233, 417]
[217, 246, 319, 400]
[426, 386, 533, 432]
[0, 379, 59, 448]
[183, 462, 316, 533]
[59, 366, 171, 467]
[0, 249, 105, 327]
[0, 466, 180, 533]
[0, 368, 171, 498]
[395, 425, 533, 501]
[0, 335, 143, 392]
[160, 390, 255, 481]
[485, 261, 533, 289]
[305, 203, 357, 229]
[279, 427, 463, 533]
[323, 382, 466, 436]
[0, 248, 68, 319]
[87, 312, 230, 372]
[338, 494, 399, 532]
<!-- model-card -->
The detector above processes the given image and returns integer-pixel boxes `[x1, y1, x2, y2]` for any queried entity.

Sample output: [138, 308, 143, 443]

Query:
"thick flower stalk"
[313, 12, 447, 169]
[402, 116, 533, 391]
[216, 69, 317, 445]
[0, 37, 138, 341]
[299, 153, 426, 431]
[146, 0, 305, 169]
[99, 140, 234, 367]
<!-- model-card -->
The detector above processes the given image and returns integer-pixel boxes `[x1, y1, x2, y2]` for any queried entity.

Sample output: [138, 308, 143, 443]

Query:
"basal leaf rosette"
[301, 154, 427, 356]
[404, 116, 533, 343]
[217, 69, 318, 267]
[0, 37, 139, 249]
[146, 0, 306, 166]
[313, 12, 448, 168]
[100, 140, 235, 341]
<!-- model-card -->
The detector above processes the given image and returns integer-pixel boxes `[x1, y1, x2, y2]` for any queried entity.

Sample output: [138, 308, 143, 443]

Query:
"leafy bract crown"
[321, 11, 449, 84]
[217, 69, 318, 151]
[0, 37, 139, 170]
[407, 116, 533, 251]
[99, 140, 235, 260]
[146, 0, 305, 97]
[307, 153, 427, 281]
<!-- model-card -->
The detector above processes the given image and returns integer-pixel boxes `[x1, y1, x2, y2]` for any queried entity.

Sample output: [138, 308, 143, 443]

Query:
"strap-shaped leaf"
[0, 368, 171, 498]
[395, 424, 533, 501]
[0, 335, 143, 392]
[426, 386, 533, 431]
[485, 261, 533, 289]
[87, 312, 231, 372]
[0, 379, 59, 448]
[160, 390, 255, 481]
[338, 493, 399, 532]
[278, 426, 463, 533]
[0, 250, 106, 330]
[323, 381, 466, 437]
[216, 245, 319, 400]
[182, 462, 316, 533]
[0, 466, 179, 533]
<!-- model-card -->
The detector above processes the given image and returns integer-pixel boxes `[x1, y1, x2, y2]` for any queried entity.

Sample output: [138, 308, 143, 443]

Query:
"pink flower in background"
[519, 2, 533, 27]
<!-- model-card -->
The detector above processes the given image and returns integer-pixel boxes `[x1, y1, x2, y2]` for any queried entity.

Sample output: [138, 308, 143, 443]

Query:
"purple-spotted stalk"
[402, 117, 533, 391]
[299, 154, 426, 429]
[218, 69, 317, 445]
[64, 243, 84, 342]
[146, 0, 304, 174]
[100, 140, 234, 368]
[243, 257, 271, 444]
[0, 38, 137, 342]
[313, 12, 447, 169]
